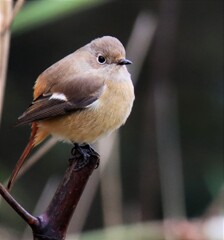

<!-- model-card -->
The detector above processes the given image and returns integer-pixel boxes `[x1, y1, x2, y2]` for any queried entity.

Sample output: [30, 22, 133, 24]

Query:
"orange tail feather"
[7, 123, 38, 191]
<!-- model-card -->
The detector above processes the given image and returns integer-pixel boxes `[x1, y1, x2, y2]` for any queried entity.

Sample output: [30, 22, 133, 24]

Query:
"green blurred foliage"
[12, 0, 104, 35]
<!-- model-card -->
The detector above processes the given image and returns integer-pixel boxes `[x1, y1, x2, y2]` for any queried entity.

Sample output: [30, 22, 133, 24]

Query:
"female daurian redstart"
[7, 36, 135, 191]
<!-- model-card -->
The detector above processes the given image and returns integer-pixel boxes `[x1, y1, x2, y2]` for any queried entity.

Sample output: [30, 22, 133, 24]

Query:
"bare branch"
[0, 183, 39, 226]
[0, 146, 99, 240]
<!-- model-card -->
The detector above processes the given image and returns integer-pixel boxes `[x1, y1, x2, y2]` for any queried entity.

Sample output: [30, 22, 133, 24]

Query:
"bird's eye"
[97, 55, 106, 64]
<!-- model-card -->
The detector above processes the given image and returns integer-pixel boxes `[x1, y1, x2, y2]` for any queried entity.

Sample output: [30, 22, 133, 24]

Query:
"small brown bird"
[7, 36, 135, 191]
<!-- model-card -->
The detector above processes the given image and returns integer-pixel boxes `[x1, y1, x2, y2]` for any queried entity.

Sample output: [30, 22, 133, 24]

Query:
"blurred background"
[0, 0, 223, 239]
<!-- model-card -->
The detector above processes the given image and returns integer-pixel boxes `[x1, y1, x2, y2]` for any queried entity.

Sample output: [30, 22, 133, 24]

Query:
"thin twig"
[0, 0, 24, 124]
[0, 0, 25, 35]
[126, 11, 157, 84]
[152, 0, 186, 222]
[0, 0, 12, 125]
[99, 132, 123, 227]
[0, 183, 39, 226]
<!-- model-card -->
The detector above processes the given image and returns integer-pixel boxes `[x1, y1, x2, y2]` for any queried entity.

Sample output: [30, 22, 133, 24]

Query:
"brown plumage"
[7, 36, 135, 191]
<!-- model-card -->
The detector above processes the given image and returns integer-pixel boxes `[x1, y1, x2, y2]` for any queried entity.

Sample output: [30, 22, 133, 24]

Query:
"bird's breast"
[39, 79, 134, 143]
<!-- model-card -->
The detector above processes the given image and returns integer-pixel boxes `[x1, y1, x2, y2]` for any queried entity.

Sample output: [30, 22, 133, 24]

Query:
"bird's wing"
[17, 76, 105, 126]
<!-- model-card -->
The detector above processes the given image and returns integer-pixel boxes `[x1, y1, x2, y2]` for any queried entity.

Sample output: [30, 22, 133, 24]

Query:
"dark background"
[0, 0, 223, 239]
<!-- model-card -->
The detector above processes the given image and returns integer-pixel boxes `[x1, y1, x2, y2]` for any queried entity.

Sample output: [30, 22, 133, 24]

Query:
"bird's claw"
[69, 143, 100, 171]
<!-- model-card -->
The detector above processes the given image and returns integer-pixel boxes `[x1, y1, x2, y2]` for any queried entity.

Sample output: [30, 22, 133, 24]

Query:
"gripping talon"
[69, 143, 100, 171]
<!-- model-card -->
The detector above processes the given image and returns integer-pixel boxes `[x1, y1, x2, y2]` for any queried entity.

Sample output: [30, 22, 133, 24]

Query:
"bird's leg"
[82, 144, 100, 169]
[70, 143, 90, 171]
[70, 143, 100, 171]
[82, 144, 100, 157]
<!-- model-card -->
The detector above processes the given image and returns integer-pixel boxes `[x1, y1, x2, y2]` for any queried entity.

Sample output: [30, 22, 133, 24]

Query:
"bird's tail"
[7, 123, 38, 191]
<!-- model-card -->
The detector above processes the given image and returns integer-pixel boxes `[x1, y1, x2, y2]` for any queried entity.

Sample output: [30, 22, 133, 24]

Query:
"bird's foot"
[69, 143, 100, 171]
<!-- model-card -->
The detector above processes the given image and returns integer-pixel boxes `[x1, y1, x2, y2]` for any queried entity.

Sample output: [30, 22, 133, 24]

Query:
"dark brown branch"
[0, 146, 99, 240]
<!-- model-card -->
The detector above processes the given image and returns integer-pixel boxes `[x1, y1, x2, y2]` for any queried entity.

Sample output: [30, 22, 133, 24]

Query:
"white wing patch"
[86, 99, 100, 109]
[49, 93, 68, 101]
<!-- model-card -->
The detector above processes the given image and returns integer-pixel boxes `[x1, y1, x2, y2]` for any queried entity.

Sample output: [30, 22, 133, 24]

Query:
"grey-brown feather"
[17, 84, 104, 126]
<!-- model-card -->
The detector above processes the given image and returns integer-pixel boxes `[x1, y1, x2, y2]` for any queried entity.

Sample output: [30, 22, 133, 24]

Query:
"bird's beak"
[118, 58, 132, 65]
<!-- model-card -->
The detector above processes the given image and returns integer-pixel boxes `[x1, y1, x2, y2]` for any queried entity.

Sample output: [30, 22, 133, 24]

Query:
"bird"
[7, 36, 135, 191]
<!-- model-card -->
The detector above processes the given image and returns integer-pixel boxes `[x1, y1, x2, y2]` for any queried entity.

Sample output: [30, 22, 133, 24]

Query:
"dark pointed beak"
[118, 58, 132, 65]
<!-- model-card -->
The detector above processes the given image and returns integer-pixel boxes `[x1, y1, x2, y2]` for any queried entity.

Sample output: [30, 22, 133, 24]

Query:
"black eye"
[97, 55, 106, 64]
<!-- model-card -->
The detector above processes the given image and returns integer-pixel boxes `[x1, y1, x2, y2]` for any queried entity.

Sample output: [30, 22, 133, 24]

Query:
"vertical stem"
[0, 0, 12, 125]
[152, 0, 186, 219]
[100, 133, 123, 227]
